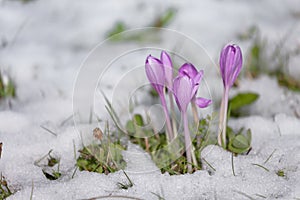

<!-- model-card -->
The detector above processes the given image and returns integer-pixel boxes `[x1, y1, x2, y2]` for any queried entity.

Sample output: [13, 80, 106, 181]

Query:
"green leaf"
[227, 128, 252, 154]
[153, 8, 176, 28]
[232, 134, 249, 149]
[126, 120, 135, 134]
[106, 22, 127, 40]
[133, 114, 144, 126]
[229, 92, 259, 111]
[42, 170, 60, 180]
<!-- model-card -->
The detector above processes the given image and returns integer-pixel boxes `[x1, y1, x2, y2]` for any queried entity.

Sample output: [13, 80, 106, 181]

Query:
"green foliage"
[228, 92, 259, 117]
[42, 169, 61, 181]
[243, 26, 300, 92]
[237, 25, 258, 41]
[127, 114, 215, 175]
[149, 88, 159, 98]
[0, 174, 13, 199]
[229, 93, 259, 111]
[0, 72, 16, 99]
[276, 169, 285, 177]
[76, 94, 128, 175]
[117, 171, 133, 190]
[227, 127, 252, 154]
[277, 73, 300, 92]
[106, 22, 127, 41]
[76, 126, 127, 175]
[77, 142, 126, 175]
[194, 115, 216, 152]
[246, 36, 268, 78]
[152, 8, 176, 28]
[106, 7, 176, 42]
[34, 150, 61, 181]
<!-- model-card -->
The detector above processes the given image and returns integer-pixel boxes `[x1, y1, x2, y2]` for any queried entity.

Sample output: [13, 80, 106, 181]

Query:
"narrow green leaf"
[229, 92, 259, 111]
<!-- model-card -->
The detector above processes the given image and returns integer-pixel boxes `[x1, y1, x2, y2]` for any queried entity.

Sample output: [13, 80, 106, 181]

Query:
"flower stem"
[191, 100, 199, 125]
[160, 94, 173, 142]
[183, 111, 192, 173]
[168, 91, 178, 138]
[218, 87, 229, 148]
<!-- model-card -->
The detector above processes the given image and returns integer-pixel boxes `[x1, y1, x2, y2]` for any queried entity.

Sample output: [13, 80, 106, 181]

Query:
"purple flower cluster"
[145, 51, 212, 172]
[145, 44, 243, 172]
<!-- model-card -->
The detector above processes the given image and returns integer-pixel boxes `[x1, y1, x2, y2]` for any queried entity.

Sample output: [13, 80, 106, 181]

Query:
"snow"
[0, 0, 300, 199]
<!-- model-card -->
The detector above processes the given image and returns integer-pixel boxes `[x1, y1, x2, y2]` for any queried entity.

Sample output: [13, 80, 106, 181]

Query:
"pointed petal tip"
[195, 97, 212, 108]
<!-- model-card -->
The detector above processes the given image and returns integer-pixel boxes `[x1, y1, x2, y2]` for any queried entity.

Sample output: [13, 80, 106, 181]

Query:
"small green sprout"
[0, 71, 16, 99]
[276, 170, 285, 177]
[227, 127, 252, 154]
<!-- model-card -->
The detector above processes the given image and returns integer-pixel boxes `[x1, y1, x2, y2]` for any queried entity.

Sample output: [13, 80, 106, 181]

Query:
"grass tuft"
[0, 173, 14, 199]
[0, 71, 16, 100]
[76, 126, 127, 175]
[117, 170, 133, 190]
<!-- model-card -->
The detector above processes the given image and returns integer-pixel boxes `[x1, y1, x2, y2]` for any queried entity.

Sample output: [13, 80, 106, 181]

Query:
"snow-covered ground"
[0, 0, 300, 199]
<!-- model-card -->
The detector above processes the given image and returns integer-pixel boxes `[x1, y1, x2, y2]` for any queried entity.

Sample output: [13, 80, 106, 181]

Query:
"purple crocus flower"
[145, 55, 165, 96]
[145, 54, 174, 141]
[218, 44, 243, 147]
[220, 44, 243, 88]
[178, 63, 212, 109]
[173, 63, 211, 173]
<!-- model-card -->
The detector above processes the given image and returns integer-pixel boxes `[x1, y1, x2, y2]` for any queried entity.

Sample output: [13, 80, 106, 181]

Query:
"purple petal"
[193, 70, 204, 85]
[229, 46, 243, 87]
[160, 51, 173, 90]
[195, 97, 212, 108]
[178, 63, 198, 79]
[173, 75, 193, 112]
[145, 55, 165, 95]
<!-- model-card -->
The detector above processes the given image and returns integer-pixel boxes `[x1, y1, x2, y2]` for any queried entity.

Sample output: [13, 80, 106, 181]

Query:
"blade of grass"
[89, 106, 93, 124]
[40, 125, 57, 136]
[150, 192, 165, 200]
[202, 158, 216, 172]
[71, 166, 78, 179]
[73, 139, 77, 160]
[251, 163, 269, 172]
[231, 153, 236, 176]
[60, 114, 74, 126]
[79, 195, 144, 200]
[101, 90, 120, 123]
[263, 149, 276, 164]
[233, 190, 255, 200]
[34, 149, 53, 166]
[255, 194, 267, 199]
[30, 180, 34, 200]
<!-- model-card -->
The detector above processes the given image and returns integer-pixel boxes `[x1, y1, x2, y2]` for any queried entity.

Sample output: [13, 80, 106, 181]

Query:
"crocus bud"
[145, 55, 165, 96]
[160, 51, 173, 90]
[220, 44, 243, 88]
[218, 44, 243, 148]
